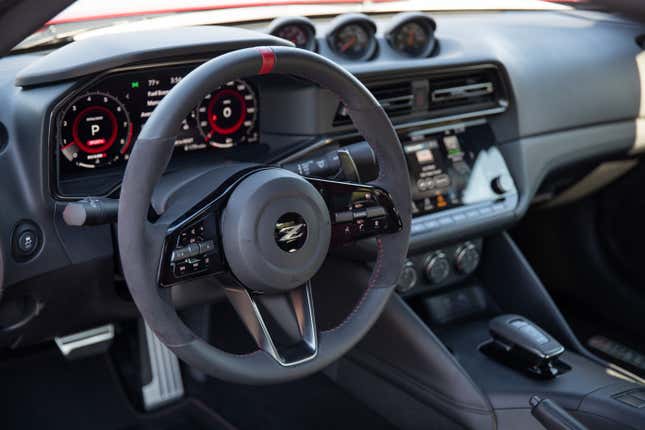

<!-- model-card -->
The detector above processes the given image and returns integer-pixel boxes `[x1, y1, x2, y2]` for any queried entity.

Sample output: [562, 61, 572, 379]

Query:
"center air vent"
[332, 66, 506, 127]
[333, 80, 421, 126]
[427, 68, 504, 116]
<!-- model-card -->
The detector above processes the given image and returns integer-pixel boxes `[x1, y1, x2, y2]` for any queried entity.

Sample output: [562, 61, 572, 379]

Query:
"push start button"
[12, 221, 41, 261]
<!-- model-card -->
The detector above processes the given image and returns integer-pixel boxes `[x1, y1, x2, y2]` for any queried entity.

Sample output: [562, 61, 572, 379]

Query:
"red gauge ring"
[206, 88, 247, 135]
[71, 105, 118, 154]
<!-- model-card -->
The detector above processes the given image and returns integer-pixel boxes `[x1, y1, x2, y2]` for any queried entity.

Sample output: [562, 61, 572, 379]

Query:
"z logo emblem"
[274, 214, 308, 253]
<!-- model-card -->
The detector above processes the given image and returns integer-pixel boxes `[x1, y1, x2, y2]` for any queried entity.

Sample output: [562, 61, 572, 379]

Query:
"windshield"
[14, 0, 578, 52]
[48, 0, 369, 25]
[48, 0, 577, 25]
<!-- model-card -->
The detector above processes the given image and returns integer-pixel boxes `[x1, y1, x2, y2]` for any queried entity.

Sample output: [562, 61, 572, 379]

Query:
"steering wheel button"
[185, 243, 200, 257]
[199, 240, 215, 254]
[174, 263, 188, 277]
[171, 248, 189, 262]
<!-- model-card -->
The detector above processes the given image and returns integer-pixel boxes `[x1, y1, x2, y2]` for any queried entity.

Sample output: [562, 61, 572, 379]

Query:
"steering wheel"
[118, 46, 411, 384]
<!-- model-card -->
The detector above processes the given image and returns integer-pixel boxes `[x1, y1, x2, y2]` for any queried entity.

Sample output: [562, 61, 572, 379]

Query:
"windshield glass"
[14, 0, 577, 52]
[48, 0, 575, 25]
[49, 0, 368, 25]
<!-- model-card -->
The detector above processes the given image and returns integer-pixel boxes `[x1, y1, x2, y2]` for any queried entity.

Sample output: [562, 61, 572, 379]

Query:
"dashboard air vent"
[333, 80, 416, 126]
[427, 68, 505, 117]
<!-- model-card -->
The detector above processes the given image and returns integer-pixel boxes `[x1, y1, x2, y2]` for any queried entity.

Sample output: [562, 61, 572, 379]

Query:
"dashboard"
[0, 7, 643, 347]
[50, 11, 440, 198]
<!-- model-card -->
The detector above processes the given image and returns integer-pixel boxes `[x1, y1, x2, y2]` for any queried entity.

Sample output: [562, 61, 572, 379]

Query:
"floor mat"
[0, 346, 233, 430]
[187, 371, 398, 430]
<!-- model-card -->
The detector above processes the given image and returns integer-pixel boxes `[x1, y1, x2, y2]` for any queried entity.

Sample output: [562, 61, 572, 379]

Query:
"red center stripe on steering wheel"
[258, 47, 276, 75]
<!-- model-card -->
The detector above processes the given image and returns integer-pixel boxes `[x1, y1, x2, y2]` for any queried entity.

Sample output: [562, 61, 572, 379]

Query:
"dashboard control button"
[434, 174, 451, 188]
[478, 206, 492, 216]
[423, 219, 439, 230]
[11, 221, 42, 261]
[455, 242, 480, 275]
[411, 223, 425, 235]
[452, 212, 466, 222]
[491, 174, 513, 195]
[438, 216, 454, 226]
[397, 261, 418, 293]
[425, 252, 450, 284]
[492, 203, 505, 212]
[17, 230, 38, 254]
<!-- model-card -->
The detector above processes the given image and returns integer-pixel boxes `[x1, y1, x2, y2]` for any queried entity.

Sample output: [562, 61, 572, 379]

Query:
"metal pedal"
[141, 322, 184, 411]
[55, 324, 114, 359]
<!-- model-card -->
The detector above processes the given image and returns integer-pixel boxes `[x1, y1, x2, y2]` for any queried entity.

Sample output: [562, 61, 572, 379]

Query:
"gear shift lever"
[482, 314, 569, 378]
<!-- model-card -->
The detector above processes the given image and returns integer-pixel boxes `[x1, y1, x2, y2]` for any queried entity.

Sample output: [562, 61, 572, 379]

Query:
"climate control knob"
[425, 252, 451, 284]
[397, 261, 418, 293]
[455, 242, 480, 275]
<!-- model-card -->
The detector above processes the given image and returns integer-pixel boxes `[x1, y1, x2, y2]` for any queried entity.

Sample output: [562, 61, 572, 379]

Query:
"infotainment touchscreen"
[403, 122, 500, 217]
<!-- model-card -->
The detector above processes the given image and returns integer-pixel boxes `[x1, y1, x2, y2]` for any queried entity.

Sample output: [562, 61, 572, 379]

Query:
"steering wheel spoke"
[220, 274, 318, 366]
[306, 177, 402, 247]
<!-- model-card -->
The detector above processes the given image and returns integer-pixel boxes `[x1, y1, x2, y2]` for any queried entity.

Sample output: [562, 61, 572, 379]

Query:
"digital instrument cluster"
[56, 63, 259, 173]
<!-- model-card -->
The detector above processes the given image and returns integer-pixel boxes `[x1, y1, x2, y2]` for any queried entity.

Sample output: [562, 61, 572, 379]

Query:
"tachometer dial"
[196, 80, 258, 148]
[59, 92, 133, 169]
[391, 22, 429, 56]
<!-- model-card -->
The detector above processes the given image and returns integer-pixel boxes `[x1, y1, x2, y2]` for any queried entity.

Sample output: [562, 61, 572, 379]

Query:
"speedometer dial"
[59, 92, 133, 169]
[196, 80, 258, 148]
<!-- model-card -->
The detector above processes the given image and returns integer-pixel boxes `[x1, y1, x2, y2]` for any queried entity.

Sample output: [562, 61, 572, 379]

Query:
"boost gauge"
[196, 80, 258, 148]
[59, 92, 133, 169]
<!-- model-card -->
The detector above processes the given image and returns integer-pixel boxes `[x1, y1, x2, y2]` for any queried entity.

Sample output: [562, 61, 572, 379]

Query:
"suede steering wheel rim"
[118, 46, 411, 385]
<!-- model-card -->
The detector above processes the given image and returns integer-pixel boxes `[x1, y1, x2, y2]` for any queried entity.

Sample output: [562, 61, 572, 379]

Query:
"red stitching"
[323, 236, 384, 334]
